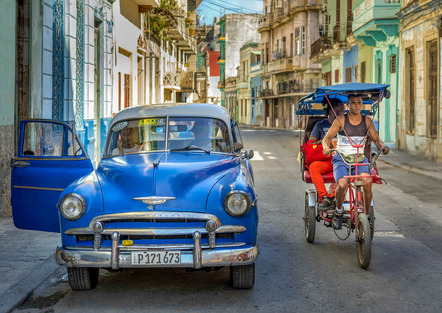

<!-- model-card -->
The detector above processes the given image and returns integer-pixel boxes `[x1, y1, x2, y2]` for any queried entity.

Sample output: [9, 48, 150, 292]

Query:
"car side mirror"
[244, 149, 254, 160]
[234, 142, 243, 152]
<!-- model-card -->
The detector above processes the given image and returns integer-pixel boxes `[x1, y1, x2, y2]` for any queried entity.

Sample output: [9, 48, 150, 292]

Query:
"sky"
[197, 0, 263, 25]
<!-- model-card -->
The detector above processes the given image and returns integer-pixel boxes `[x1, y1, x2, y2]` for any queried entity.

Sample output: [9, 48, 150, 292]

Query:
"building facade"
[397, 0, 442, 161]
[217, 14, 261, 108]
[237, 42, 261, 125]
[0, 0, 17, 217]
[259, 0, 322, 129]
[311, 0, 400, 146]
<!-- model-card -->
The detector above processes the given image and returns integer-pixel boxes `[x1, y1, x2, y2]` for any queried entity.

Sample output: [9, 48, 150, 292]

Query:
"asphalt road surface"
[14, 128, 442, 313]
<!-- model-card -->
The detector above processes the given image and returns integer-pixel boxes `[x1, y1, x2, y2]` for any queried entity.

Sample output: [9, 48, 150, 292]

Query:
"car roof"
[110, 103, 231, 128]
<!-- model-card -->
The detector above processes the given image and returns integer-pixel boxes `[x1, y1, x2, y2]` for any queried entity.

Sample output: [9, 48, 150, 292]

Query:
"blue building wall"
[343, 45, 358, 82]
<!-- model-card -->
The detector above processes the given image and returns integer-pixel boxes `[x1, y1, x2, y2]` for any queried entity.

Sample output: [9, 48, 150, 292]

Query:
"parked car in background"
[11, 103, 259, 290]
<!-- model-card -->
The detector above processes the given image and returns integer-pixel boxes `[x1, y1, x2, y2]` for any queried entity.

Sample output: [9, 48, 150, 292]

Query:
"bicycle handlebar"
[330, 148, 384, 167]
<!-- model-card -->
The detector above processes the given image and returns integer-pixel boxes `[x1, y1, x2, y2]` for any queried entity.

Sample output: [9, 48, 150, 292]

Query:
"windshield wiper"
[170, 145, 210, 154]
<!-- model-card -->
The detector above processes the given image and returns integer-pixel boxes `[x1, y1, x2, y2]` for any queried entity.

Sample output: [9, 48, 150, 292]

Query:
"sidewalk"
[378, 148, 442, 183]
[0, 147, 441, 313]
[0, 218, 60, 313]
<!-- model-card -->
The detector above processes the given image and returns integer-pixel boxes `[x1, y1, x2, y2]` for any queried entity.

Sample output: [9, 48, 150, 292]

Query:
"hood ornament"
[133, 196, 176, 210]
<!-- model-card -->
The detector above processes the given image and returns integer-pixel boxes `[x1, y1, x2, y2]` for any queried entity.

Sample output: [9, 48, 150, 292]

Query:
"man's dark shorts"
[332, 154, 369, 182]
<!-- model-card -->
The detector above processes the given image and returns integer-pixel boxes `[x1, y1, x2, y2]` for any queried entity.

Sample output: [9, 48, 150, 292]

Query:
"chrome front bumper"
[57, 211, 259, 269]
[56, 231, 259, 269]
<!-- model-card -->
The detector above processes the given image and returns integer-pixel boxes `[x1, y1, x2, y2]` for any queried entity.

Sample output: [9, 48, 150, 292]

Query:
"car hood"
[96, 152, 238, 214]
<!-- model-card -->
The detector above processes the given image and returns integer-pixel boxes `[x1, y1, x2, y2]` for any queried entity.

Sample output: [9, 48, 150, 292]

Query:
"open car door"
[11, 120, 94, 232]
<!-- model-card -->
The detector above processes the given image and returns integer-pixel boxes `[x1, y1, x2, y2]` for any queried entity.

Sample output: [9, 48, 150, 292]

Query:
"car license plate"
[131, 251, 181, 265]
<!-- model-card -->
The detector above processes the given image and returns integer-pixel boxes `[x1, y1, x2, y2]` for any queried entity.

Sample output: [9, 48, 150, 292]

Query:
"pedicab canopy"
[296, 83, 390, 116]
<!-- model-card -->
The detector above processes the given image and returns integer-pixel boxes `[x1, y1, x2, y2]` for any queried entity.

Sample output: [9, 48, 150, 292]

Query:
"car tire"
[230, 263, 255, 289]
[67, 267, 99, 291]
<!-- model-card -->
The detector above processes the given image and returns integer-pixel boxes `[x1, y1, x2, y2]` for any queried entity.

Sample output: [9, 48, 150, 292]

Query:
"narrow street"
[13, 128, 442, 313]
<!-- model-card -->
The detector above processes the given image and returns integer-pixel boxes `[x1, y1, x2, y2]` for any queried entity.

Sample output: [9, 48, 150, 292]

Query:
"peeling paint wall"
[398, 2, 441, 162]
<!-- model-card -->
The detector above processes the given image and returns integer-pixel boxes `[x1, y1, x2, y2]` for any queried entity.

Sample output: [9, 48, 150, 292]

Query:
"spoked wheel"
[369, 206, 375, 241]
[304, 192, 316, 243]
[67, 267, 99, 291]
[356, 213, 372, 269]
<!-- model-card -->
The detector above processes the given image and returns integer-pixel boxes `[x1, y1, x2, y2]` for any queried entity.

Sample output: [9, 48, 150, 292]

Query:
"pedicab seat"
[303, 169, 335, 184]
[300, 116, 336, 184]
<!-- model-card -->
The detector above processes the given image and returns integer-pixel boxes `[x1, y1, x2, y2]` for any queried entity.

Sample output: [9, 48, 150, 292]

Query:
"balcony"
[163, 72, 180, 89]
[276, 82, 289, 95]
[258, 16, 270, 31]
[180, 72, 193, 91]
[158, 9, 197, 53]
[352, 0, 400, 46]
[275, 6, 284, 20]
[265, 56, 293, 74]
[216, 33, 226, 42]
[290, 0, 321, 13]
[134, 0, 160, 7]
[259, 88, 273, 97]
[310, 35, 332, 59]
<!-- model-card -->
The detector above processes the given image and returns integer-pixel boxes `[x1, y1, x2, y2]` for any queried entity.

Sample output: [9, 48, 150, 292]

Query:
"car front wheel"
[67, 267, 99, 291]
[230, 263, 255, 289]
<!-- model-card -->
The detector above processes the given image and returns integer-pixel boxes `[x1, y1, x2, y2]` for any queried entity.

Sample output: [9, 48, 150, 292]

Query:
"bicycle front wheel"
[304, 192, 316, 243]
[356, 213, 372, 269]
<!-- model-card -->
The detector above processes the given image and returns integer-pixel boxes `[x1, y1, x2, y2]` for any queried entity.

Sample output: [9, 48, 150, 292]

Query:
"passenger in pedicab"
[323, 94, 390, 230]
[308, 98, 345, 210]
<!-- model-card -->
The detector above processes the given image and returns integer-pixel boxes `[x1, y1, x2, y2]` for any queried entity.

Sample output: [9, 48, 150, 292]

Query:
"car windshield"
[105, 117, 231, 156]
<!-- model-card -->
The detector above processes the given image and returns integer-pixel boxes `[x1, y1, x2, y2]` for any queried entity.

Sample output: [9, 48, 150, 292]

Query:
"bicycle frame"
[319, 147, 382, 233]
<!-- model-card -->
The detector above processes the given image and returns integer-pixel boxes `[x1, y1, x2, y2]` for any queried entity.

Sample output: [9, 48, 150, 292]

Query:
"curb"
[378, 158, 442, 183]
[0, 255, 61, 313]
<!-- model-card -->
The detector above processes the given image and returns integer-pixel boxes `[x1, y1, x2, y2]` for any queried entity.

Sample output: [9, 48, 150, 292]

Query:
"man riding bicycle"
[322, 94, 389, 229]
[308, 98, 345, 210]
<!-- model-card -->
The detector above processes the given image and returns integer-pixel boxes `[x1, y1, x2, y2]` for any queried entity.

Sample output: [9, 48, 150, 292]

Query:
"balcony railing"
[266, 56, 293, 74]
[163, 72, 179, 86]
[310, 36, 332, 58]
[275, 7, 284, 20]
[259, 88, 273, 97]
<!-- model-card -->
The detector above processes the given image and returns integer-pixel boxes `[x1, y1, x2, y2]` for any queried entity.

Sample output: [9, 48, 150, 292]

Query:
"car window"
[22, 122, 82, 157]
[106, 117, 167, 156]
[168, 117, 231, 152]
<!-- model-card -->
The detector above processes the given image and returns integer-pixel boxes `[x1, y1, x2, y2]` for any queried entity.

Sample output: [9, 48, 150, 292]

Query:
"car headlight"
[60, 193, 86, 220]
[223, 191, 251, 217]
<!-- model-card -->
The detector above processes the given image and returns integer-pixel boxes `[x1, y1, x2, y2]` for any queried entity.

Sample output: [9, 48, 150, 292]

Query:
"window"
[427, 41, 438, 137]
[325, 71, 331, 86]
[301, 26, 306, 55]
[335, 69, 340, 83]
[354, 66, 358, 82]
[361, 62, 366, 83]
[23, 122, 82, 157]
[290, 33, 293, 56]
[295, 27, 300, 55]
[389, 54, 397, 73]
[405, 47, 415, 133]
[345, 67, 351, 83]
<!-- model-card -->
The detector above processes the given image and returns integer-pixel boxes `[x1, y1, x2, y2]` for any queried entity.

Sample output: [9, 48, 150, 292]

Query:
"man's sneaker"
[332, 211, 343, 229]
[319, 197, 334, 211]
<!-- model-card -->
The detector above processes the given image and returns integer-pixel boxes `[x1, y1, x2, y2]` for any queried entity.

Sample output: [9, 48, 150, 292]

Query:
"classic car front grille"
[68, 212, 245, 249]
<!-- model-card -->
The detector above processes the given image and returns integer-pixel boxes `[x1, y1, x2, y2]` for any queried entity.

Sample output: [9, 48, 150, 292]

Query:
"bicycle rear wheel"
[304, 192, 316, 243]
[356, 213, 372, 269]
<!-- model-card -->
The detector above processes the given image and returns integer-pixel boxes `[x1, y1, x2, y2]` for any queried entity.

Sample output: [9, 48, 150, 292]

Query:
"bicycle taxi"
[296, 83, 390, 269]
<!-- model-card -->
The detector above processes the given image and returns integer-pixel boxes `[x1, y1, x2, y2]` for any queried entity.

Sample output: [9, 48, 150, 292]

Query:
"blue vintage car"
[11, 103, 259, 290]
